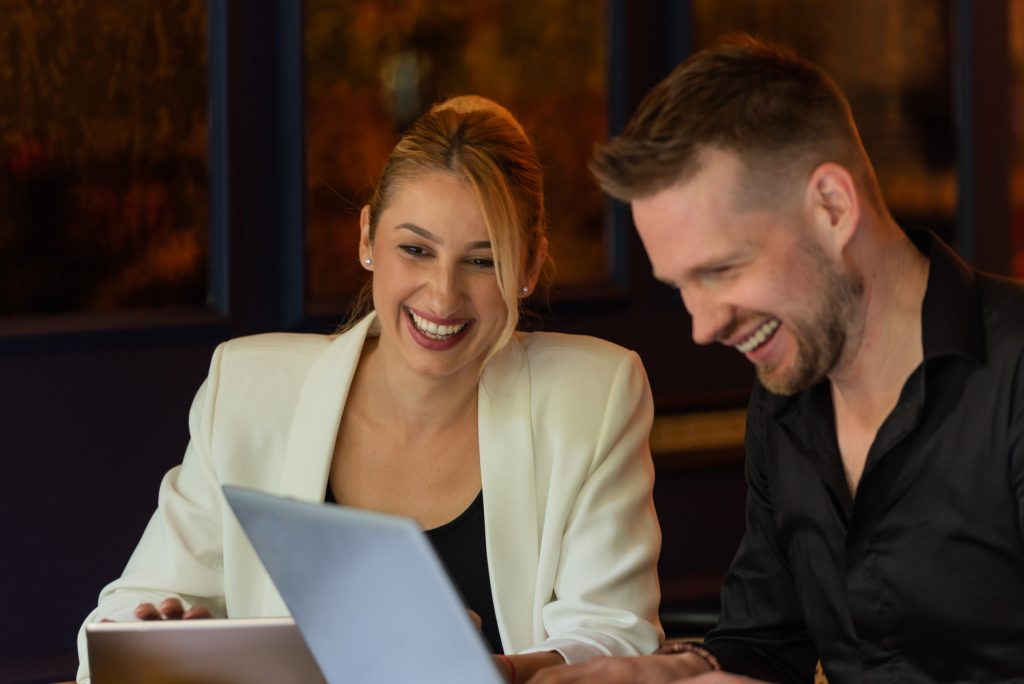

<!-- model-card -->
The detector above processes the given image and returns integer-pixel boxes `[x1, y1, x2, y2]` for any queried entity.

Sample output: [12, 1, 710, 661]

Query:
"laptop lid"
[222, 485, 503, 684]
[86, 616, 327, 684]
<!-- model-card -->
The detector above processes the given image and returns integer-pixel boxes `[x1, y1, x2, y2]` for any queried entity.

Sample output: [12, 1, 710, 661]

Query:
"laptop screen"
[222, 485, 504, 684]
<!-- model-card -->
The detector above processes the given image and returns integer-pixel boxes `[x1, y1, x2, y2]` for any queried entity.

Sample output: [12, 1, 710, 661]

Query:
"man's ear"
[359, 205, 373, 269]
[521, 236, 548, 297]
[806, 162, 860, 255]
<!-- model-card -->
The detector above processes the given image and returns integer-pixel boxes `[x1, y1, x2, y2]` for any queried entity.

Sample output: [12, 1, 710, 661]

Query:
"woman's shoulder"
[512, 332, 653, 441]
[514, 332, 648, 392]
[215, 314, 373, 363]
[218, 331, 337, 359]
[517, 330, 640, 367]
[203, 333, 340, 395]
[206, 321, 372, 393]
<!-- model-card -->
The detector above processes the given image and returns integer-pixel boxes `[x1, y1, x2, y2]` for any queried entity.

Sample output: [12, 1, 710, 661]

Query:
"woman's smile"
[405, 306, 474, 350]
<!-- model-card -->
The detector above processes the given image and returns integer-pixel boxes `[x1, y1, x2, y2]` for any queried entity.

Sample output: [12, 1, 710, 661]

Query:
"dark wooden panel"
[0, 338, 221, 670]
[654, 450, 747, 638]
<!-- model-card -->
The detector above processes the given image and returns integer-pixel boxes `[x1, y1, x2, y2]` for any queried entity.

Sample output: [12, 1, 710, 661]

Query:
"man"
[533, 35, 1024, 684]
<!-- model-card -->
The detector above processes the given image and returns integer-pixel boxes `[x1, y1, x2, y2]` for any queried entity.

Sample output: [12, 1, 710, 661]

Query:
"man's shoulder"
[976, 272, 1024, 335]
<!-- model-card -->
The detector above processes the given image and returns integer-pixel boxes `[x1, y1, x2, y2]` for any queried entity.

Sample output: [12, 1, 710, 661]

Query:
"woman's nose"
[427, 263, 463, 314]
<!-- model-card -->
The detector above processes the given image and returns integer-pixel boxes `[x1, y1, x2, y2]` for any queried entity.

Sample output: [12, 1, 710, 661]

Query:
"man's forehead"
[630, 201, 711, 280]
[632, 192, 780, 283]
[636, 151, 745, 213]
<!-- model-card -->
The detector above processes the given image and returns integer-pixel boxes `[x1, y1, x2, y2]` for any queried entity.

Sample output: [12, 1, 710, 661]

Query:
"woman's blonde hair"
[347, 95, 548, 358]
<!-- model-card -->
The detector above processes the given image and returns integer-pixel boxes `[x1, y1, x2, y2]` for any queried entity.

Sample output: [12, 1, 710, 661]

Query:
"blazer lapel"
[479, 335, 540, 651]
[277, 313, 376, 501]
[260, 314, 375, 615]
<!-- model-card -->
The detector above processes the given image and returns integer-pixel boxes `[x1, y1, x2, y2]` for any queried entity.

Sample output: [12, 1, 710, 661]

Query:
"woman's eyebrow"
[396, 223, 439, 242]
[396, 223, 491, 250]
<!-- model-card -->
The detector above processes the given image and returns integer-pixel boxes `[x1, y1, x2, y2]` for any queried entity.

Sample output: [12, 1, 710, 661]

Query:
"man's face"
[631, 149, 862, 395]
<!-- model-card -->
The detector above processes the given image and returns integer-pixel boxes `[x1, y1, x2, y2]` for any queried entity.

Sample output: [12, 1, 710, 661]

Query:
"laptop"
[222, 484, 504, 684]
[86, 616, 327, 683]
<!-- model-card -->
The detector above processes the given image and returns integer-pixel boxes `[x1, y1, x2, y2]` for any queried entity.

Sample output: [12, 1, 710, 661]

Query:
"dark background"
[0, 1, 1017, 682]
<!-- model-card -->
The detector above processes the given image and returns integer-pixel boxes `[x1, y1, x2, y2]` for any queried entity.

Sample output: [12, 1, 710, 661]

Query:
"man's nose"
[681, 289, 731, 346]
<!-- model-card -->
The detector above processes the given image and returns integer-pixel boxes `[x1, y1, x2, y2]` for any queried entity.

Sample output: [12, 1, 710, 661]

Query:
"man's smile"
[733, 318, 780, 354]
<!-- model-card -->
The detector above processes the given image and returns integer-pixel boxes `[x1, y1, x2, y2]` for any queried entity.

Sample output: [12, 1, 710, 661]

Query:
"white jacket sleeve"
[525, 351, 663, 662]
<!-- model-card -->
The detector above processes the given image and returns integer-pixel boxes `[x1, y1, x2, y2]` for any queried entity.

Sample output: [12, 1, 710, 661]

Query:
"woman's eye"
[399, 245, 428, 257]
[466, 257, 495, 269]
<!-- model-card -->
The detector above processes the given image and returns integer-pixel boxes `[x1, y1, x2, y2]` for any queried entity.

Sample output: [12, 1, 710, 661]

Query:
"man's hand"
[134, 597, 213, 620]
[528, 653, 712, 683]
[530, 654, 773, 684]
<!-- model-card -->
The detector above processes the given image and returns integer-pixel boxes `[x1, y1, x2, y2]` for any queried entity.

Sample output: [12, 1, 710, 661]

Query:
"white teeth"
[735, 319, 780, 354]
[408, 310, 468, 340]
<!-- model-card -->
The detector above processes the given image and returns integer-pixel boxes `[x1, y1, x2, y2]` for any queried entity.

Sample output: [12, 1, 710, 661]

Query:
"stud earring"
[363, 257, 373, 266]
[521, 286, 529, 294]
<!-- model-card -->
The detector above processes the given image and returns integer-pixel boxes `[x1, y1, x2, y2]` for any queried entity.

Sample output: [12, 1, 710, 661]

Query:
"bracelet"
[656, 641, 722, 672]
[497, 654, 517, 683]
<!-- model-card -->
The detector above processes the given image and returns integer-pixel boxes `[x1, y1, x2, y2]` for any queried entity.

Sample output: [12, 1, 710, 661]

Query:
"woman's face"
[360, 171, 510, 382]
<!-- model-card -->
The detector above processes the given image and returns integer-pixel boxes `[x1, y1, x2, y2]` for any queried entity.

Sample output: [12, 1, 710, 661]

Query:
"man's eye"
[698, 265, 737, 286]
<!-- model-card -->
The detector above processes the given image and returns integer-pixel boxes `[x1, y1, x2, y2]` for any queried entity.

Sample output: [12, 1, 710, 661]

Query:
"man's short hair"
[591, 34, 884, 210]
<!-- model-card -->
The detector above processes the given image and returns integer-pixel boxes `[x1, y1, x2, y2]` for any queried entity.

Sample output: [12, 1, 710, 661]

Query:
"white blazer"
[77, 314, 663, 681]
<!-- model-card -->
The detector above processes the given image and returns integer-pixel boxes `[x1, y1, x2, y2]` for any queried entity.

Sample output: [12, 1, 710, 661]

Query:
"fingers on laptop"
[159, 598, 186, 619]
[133, 599, 212, 621]
[135, 602, 165, 620]
[468, 610, 482, 631]
[183, 605, 213, 619]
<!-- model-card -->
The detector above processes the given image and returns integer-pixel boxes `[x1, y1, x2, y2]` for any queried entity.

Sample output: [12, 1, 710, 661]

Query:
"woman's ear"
[806, 162, 860, 256]
[521, 236, 548, 297]
[359, 205, 373, 269]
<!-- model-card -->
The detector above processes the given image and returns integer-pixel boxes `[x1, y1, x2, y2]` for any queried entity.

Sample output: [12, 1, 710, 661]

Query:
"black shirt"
[424, 492, 503, 654]
[324, 487, 502, 654]
[703, 232, 1024, 683]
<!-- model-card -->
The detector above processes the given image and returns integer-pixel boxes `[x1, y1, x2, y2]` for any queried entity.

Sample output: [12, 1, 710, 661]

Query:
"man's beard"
[758, 244, 863, 396]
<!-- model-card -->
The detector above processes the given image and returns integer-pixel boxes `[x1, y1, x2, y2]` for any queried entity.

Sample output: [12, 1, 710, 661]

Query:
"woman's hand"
[134, 597, 213, 620]
[495, 654, 516, 682]
[493, 651, 566, 683]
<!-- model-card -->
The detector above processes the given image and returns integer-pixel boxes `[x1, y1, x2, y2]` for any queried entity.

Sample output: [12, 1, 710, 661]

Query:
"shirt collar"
[765, 229, 983, 420]
[910, 229, 984, 364]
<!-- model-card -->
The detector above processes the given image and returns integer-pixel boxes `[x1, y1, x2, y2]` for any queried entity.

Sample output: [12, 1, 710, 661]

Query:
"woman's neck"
[355, 336, 481, 438]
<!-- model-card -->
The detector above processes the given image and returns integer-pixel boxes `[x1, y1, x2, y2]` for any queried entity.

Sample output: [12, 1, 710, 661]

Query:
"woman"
[76, 96, 662, 683]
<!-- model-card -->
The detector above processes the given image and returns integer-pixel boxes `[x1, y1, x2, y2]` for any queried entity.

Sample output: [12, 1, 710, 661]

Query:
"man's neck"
[830, 223, 929, 412]
[828, 223, 930, 480]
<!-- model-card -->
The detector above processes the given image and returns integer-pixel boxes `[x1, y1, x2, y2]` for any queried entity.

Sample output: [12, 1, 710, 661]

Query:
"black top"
[324, 487, 502, 654]
[703, 232, 1024, 683]
[424, 492, 502, 653]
